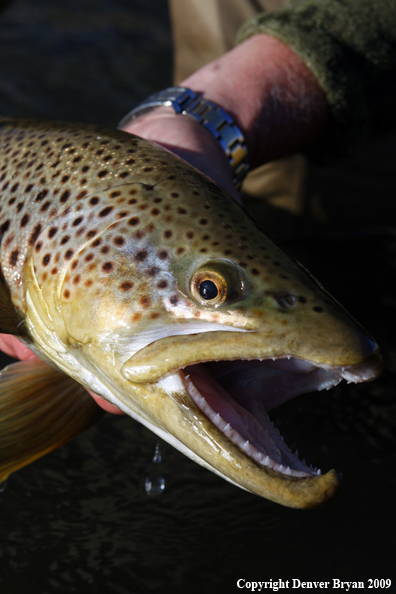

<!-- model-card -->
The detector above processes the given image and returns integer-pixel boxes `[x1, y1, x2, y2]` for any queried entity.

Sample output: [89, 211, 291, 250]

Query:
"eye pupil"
[199, 280, 218, 300]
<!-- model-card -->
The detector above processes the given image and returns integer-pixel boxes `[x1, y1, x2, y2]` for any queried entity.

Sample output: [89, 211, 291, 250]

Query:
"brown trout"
[0, 118, 382, 508]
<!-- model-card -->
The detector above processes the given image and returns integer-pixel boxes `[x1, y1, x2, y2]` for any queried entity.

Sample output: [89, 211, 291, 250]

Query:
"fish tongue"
[183, 364, 283, 464]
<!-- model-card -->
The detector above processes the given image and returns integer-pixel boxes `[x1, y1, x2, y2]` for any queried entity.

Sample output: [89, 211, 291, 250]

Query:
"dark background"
[0, 1, 395, 592]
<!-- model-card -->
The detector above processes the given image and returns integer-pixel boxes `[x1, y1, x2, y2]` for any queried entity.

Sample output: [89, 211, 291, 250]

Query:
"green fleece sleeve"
[237, 0, 396, 158]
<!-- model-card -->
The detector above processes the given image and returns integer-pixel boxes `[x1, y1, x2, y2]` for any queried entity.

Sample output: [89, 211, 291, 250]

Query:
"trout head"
[21, 132, 381, 508]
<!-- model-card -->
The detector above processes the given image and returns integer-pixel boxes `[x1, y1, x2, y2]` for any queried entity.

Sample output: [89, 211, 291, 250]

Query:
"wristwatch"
[118, 87, 249, 190]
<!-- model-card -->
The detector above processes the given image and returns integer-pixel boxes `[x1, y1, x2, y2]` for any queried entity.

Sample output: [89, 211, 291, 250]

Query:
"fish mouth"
[120, 332, 382, 506]
[175, 355, 378, 480]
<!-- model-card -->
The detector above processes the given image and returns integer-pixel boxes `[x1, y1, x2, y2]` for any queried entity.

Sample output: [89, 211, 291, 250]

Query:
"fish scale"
[0, 118, 382, 508]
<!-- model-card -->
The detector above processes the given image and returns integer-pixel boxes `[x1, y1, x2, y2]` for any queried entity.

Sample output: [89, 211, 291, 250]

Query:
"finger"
[0, 334, 40, 361]
[88, 390, 125, 415]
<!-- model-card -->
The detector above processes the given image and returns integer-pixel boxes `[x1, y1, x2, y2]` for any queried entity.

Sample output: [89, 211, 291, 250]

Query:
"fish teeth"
[183, 374, 315, 478]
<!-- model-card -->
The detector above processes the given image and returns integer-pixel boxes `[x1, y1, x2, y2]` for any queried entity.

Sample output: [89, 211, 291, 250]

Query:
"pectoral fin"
[0, 358, 104, 482]
[0, 276, 25, 336]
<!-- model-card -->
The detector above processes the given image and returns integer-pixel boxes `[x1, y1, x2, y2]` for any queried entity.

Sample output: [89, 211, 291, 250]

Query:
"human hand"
[121, 34, 329, 184]
[120, 106, 242, 204]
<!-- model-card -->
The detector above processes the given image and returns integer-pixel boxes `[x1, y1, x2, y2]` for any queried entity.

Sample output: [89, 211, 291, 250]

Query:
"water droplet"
[0, 479, 8, 493]
[152, 441, 162, 464]
[145, 441, 165, 496]
[144, 475, 165, 496]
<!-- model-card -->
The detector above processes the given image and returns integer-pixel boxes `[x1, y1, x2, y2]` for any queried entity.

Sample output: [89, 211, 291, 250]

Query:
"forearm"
[238, 0, 396, 155]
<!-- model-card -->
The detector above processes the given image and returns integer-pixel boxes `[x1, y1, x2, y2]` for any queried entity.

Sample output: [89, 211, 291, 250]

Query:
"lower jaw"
[179, 356, 367, 479]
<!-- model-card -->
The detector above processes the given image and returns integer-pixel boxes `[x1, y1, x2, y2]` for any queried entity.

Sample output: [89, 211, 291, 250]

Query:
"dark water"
[0, 1, 395, 593]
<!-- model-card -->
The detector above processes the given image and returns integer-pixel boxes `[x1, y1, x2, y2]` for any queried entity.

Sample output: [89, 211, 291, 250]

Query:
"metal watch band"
[118, 87, 249, 189]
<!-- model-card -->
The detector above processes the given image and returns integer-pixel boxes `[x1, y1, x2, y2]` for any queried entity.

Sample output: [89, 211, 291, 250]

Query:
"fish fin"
[0, 272, 25, 335]
[0, 358, 105, 482]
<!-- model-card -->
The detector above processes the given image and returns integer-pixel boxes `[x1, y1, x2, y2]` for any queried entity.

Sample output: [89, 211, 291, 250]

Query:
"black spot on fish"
[40, 201, 51, 212]
[140, 295, 151, 308]
[135, 250, 148, 262]
[9, 249, 19, 266]
[120, 281, 133, 291]
[99, 207, 113, 218]
[170, 295, 179, 306]
[60, 189, 70, 203]
[20, 214, 29, 227]
[28, 223, 42, 246]
[146, 267, 160, 277]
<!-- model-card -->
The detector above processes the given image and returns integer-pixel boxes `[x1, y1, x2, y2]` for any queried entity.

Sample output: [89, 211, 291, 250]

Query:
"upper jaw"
[121, 326, 382, 384]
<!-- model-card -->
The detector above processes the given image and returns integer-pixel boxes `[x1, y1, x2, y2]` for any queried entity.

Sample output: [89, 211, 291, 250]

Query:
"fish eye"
[199, 279, 219, 300]
[190, 270, 227, 306]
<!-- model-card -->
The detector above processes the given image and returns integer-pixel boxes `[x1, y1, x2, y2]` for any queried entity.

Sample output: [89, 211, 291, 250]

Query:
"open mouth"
[179, 357, 377, 478]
